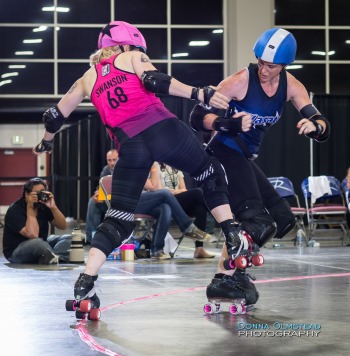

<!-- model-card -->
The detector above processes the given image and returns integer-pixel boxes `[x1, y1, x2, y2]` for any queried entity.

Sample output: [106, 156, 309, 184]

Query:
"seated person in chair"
[88, 161, 212, 259]
[136, 163, 213, 259]
[158, 163, 215, 258]
[3, 178, 71, 264]
[85, 149, 119, 243]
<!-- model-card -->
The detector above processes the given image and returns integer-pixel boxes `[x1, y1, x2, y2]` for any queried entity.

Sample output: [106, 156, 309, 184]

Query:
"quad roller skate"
[204, 269, 259, 315]
[222, 223, 264, 270]
[65, 273, 101, 320]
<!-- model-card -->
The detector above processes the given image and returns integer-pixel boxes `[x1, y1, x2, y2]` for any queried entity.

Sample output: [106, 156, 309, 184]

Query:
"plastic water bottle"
[296, 229, 304, 247]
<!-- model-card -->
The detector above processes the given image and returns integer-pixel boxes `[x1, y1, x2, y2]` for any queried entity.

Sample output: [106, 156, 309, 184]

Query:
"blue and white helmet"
[253, 28, 297, 65]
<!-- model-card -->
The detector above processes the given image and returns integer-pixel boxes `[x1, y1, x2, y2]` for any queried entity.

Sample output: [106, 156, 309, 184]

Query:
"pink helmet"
[98, 21, 147, 52]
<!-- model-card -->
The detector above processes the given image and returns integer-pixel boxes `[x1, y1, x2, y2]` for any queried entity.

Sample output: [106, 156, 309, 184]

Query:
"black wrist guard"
[43, 106, 66, 134]
[191, 87, 200, 101]
[189, 104, 213, 132]
[33, 139, 54, 154]
[213, 116, 243, 135]
[203, 86, 216, 105]
[306, 114, 330, 142]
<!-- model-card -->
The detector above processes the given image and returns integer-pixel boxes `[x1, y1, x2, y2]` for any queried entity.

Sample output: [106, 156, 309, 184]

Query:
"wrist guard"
[191, 86, 216, 105]
[189, 104, 213, 132]
[43, 106, 66, 134]
[213, 116, 243, 135]
[305, 114, 330, 142]
[33, 139, 54, 154]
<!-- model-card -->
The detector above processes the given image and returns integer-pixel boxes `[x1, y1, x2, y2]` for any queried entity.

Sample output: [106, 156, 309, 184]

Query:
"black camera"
[37, 191, 50, 202]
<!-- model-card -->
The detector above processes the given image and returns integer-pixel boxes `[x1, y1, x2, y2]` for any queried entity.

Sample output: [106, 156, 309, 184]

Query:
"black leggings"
[208, 137, 280, 215]
[111, 118, 228, 214]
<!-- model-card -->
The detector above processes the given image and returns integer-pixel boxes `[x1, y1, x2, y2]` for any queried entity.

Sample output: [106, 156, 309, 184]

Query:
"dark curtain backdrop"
[51, 95, 350, 219]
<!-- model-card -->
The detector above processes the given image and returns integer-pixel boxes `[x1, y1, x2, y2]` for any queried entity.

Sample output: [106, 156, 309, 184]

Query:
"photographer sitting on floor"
[3, 177, 72, 264]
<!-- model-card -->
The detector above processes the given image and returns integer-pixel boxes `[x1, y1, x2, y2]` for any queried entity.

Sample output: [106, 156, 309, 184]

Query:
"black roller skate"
[204, 269, 259, 315]
[65, 273, 101, 320]
[221, 221, 264, 270]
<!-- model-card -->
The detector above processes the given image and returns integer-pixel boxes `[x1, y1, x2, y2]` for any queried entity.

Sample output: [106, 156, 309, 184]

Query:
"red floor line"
[76, 320, 120, 356]
[254, 272, 350, 284]
[76, 272, 350, 355]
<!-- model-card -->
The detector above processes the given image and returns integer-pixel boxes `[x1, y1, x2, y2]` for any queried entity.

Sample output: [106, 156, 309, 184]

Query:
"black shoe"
[206, 271, 259, 305]
[74, 273, 98, 301]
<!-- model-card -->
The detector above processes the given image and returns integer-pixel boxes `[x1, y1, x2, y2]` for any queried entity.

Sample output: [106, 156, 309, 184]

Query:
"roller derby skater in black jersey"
[191, 27, 330, 314]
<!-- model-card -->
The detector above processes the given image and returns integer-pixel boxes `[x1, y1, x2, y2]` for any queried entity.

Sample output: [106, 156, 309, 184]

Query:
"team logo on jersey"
[251, 111, 281, 128]
[102, 64, 110, 77]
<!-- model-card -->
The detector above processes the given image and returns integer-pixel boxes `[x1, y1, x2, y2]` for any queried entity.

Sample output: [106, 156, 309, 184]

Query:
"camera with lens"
[37, 191, 50, 202]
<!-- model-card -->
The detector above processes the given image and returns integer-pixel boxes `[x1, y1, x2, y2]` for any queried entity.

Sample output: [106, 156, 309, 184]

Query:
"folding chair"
[268, 176, 307, 244]
[301, 176, 349, 245]
[341, 177, 349, 212]
[99, 175, 156, 246]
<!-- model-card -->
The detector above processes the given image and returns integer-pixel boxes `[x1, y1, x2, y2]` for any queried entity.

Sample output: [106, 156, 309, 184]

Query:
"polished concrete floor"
[1, 224, 350, 356]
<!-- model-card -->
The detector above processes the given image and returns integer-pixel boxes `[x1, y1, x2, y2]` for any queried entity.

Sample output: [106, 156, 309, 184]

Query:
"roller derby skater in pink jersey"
[33, 21, 257, 319]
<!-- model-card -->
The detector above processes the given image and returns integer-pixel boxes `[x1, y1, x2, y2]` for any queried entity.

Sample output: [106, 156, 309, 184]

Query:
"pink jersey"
[91, 54, 176, 148]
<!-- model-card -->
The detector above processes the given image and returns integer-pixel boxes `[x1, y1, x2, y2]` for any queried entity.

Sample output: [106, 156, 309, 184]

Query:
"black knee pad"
[266, 197, 296, 239]
[236, 200, 277, 247]
[191, 156, 228, 210]
[91, 217, 136, 256]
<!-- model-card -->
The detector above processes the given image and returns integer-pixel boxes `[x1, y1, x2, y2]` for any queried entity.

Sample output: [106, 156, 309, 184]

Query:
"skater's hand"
[297, 118, 319, 136]
[233, 111, 252, 132]
[207, 89, 230, 110]
[33, 138, 54, 155]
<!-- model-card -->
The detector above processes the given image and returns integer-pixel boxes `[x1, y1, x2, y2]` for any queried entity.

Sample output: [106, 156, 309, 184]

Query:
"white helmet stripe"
[260, 29, 289, 62]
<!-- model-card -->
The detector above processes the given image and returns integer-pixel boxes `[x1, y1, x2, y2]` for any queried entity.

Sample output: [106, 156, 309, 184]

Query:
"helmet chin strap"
[119, 45, 125, 52]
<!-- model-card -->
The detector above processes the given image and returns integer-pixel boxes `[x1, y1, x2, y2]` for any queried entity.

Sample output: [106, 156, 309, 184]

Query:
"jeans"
[85, 198, 108, 243]
[7, 234, 72, 263]
[136, 190, 193, 253]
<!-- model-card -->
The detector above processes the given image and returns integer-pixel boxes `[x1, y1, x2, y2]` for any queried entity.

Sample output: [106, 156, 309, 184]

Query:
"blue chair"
[301, 176, 349, 244]
[268, 176, 307, 241]
[342, 177, 350, 212]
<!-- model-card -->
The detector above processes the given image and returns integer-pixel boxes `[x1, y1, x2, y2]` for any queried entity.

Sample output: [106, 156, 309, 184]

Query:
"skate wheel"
[88, 308, 101, 320]
[75, 310, 87, 320]
[234, 256, 247, 269]
[79, 299, 92, 313]
[229, 302, 244, 315]
[65, 299, 77, 311]
[203, 303, 215, 315]
[223, 259, 235, 270]
[252, 254, 264, 266]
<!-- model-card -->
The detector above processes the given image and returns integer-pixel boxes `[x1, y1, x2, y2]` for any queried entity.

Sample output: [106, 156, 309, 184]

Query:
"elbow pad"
[43, 106, 66, 134]
[306, 115, 330, 142]
[141, 70, 172, 95]
[189, 104, 213, 132]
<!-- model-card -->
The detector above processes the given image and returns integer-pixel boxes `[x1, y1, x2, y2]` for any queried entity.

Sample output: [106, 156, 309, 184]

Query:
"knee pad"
[236, 200, 277, 247]
[191, 156, 228, 210]
[91, 216, 136, 256]
[266, 197, 296, 239]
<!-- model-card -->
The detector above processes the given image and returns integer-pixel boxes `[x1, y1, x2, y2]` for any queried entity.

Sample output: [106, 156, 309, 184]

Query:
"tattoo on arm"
[68, 82, 77, 94]
[140, 54, 149, 63]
